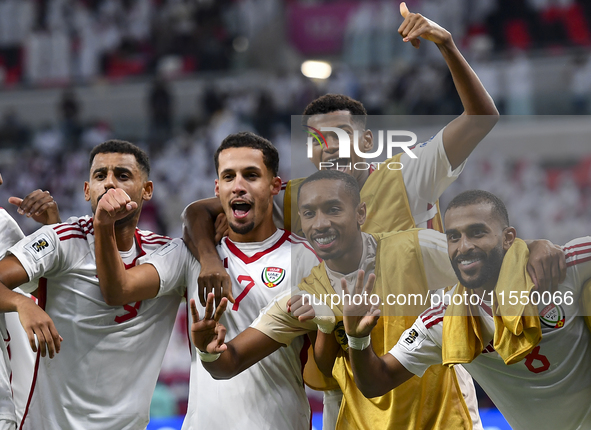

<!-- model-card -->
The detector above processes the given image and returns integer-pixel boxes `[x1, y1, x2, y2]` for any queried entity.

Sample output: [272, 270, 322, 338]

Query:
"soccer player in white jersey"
[0, 141, 182, 430]
[343, 190, 591, 430]
[0, 173, 62, 430]
[93, 132, 322, 430]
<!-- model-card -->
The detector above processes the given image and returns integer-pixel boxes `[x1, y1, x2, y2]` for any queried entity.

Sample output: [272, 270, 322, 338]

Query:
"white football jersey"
[0, 209, 21, 427]
[390, 236, 591, 430]
[8, 216, 183, 430]
[147, 229, 321, 430]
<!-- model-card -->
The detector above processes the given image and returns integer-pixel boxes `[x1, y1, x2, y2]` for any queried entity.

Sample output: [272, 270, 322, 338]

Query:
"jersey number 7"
[232, 276, 255, 311]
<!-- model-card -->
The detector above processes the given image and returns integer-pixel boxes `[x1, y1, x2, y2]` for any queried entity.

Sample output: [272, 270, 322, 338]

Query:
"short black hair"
[302, 94, 367, 129]
[89, 140, 150, 177]
[298, 169, 361, 208]
[445, 190, 510, 228]
[214, 132, 279, 177]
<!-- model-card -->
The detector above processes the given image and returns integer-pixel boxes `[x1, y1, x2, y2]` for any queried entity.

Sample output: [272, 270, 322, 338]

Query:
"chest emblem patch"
[261, 267, 285, 288]
[539, 303, 565, 329]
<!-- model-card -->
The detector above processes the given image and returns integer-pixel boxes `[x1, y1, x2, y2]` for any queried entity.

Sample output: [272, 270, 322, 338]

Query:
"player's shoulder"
[136, 229, 173, 251]
[49, 215, 94, 244]
[399, 127, 445, 162]
[284, 230, 321, 262]
[11, 216, 92, 265]
[0, 207, 21, 232]
[374, 228, 422, 247]
[563, 236, 591, 268]
[417, 228, 447, 248]
[417, 288, 451, 333]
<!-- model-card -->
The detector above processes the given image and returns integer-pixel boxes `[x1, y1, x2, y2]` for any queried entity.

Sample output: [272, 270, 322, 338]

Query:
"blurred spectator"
[32, 123, 62, 155]
[81, 120, 112, 150]
[570, 51, 591, 114]
[0, 0, 35, 85]
[59, 88, 82, 150]
[505, 51, 534, 115]
[0, 108, 29, 149]
[252, 91, 276, 139]
[470, 35, 505, 113]
[147, 76, 174, 152]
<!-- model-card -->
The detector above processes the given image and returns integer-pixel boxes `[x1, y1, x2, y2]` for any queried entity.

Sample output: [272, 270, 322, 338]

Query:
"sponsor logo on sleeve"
[400, 328, 424, 351]
[155, 241, 178, 256]
[25, 234, 55, 261]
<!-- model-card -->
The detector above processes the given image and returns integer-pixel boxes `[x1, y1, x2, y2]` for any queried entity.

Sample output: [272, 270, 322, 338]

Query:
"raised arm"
[190, 295, 282, 379]
[398, 2, 499, 170]
[93, 188, 160, 305]
[0, 256, 61, 358]
[182, 198, 233, 306]
[342, 271, 413, 398]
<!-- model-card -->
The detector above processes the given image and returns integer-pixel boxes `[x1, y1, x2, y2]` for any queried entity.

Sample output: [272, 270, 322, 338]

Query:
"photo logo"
[303, 125, 327, 150]
[303, 126, 418, 171]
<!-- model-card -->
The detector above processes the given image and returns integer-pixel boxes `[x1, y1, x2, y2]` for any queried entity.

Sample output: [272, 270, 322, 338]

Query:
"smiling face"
[84, 152, 153, 226]
[215, 147, 281, 242]
[306, 110, 373, 187]
[298, 178, 365, 273]
[445, 203, 515, 292]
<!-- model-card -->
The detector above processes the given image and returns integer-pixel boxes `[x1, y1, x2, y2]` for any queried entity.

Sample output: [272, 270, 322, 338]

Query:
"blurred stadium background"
[0, 0, 590, 428]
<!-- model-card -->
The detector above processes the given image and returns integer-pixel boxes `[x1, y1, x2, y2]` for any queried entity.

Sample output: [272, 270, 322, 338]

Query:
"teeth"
[315, 235, 336, 245]
[460, 258, 480, 265]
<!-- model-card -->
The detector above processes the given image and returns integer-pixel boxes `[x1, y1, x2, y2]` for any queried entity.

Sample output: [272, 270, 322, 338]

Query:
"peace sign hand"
[342, 270, 381, 339]
[190, 293, 228, 354]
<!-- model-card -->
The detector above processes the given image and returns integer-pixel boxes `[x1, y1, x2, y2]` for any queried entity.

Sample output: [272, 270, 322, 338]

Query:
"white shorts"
[322, 388, 343, 430]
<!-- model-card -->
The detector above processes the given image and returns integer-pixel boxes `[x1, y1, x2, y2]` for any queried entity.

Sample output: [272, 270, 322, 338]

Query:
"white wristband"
[348, 334, 371, 351]
[197, 348, 221, 362]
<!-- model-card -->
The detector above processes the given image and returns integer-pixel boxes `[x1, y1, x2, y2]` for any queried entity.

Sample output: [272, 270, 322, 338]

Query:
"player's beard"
[229, 220, 255, 235]
[451, 244, 505, 290]
[114, 208, 139, 226]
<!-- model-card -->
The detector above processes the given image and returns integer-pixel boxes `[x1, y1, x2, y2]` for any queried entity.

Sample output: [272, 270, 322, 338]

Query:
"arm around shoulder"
[182, 198, 233, 307]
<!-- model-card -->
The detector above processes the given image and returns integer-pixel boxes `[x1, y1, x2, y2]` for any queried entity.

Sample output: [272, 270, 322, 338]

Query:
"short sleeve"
[401, 128, 465, 226]
[251, 291, 317, 346]
[563, 236, 591, 291]
[8, 226, 65, 291]
[388, 317, 443, 377]
[139, 238, 194, 297]
[0, 209, 25, 257]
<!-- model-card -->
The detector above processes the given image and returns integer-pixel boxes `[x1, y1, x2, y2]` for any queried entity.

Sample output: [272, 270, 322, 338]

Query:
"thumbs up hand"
[398, 2, 452, 49]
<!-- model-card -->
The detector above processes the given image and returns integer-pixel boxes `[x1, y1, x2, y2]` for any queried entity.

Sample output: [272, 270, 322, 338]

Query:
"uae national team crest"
[539, 303, 566, 329]
[261, 267, 286, 288]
